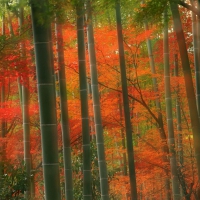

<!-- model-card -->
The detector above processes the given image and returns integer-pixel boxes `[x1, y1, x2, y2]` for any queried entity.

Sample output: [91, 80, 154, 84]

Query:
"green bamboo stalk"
[143, 9, 171, 199]
[76, 2, 92, 199]
[86, 0, 109, 199]
[115, 1, 137, 199]
[174, 55, 183, 167]
[22, 78, 31, 199]
[144, 23, 166, 139]
[191, 0, 200, 118]
[0, 78, 6, 179]
[48, 26, 57, 105]
[163, 9, 180, 200]
[30, 1, 61, 199]
[18, 1, 32, 198]
[0, 13, 6, 190]
[173, 54, 188, 199]
[118, 94, 127, 176]
[87, 82, 95, 141]
[55, 21, 73, 199]
[198, 0, 200, 93]
[170, 0, 200, 181]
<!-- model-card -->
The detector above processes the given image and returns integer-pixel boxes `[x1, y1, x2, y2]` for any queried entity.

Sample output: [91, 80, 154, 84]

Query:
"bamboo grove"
[1, 0, 200, 199]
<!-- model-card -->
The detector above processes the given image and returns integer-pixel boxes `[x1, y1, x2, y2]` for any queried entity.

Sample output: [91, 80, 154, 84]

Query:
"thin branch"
[178, 1, 200, 17]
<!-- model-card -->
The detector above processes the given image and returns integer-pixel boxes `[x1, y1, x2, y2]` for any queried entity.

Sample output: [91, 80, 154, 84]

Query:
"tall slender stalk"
[17, 80, 22, 107]
[18, 1, 32, 198]
[87, 82, 95, 141]
[174, 54, 188, 199]
[191, 0, 200, 118]
[30, 0, 61, 199]
[163, 9, 180, 200]
[55, 21, 73, 199]
[0, 78, 6, 183]
[174, 54, 183, 168]
[197, 0, 200, 116]
[170, 0, 200, 181]
[86, 0, 109, 199]
[48, 26, 57, 105]
[118, 94, 127, 176]
[22, 78, 31, 199]
[115, 1, 137, 199]
[76, 2, 92, 199]
[144, 21, 166, 140]
[143, 7, 170, 199]
[0, 12, 6, 191]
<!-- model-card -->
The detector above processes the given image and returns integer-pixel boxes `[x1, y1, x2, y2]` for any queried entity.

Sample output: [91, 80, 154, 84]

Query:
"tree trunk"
[18, 1, 32, 198]
[191, 0, 200, 118]
[115, 1, 137, 199]
[118, 94, 127, 176]
[170, 0, 200, 181]
[86, 1, 110, 199]
[76, 2, 92, 199]
[163, 9, 180, 200]
[0, 11, 6, 194]
[55, 21, 73, 199]
[143, 10, 171, 199]
[0, 78, 6, 186]
[30, 0, 61, 199]
[174, 54, 190, 199]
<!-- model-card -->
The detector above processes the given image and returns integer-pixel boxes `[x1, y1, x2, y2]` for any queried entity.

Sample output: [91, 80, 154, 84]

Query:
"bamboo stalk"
[76, 2, 92, 199]
[115, 1, 137, 199]
[55, 21, 73, 199]
[170, 0, 200, 181]
[30, 0, 61, 199]
[163, 9, 180, 200]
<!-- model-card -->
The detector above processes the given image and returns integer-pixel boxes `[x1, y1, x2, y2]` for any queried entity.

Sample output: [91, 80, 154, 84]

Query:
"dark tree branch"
[178, 1, 200, 17]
